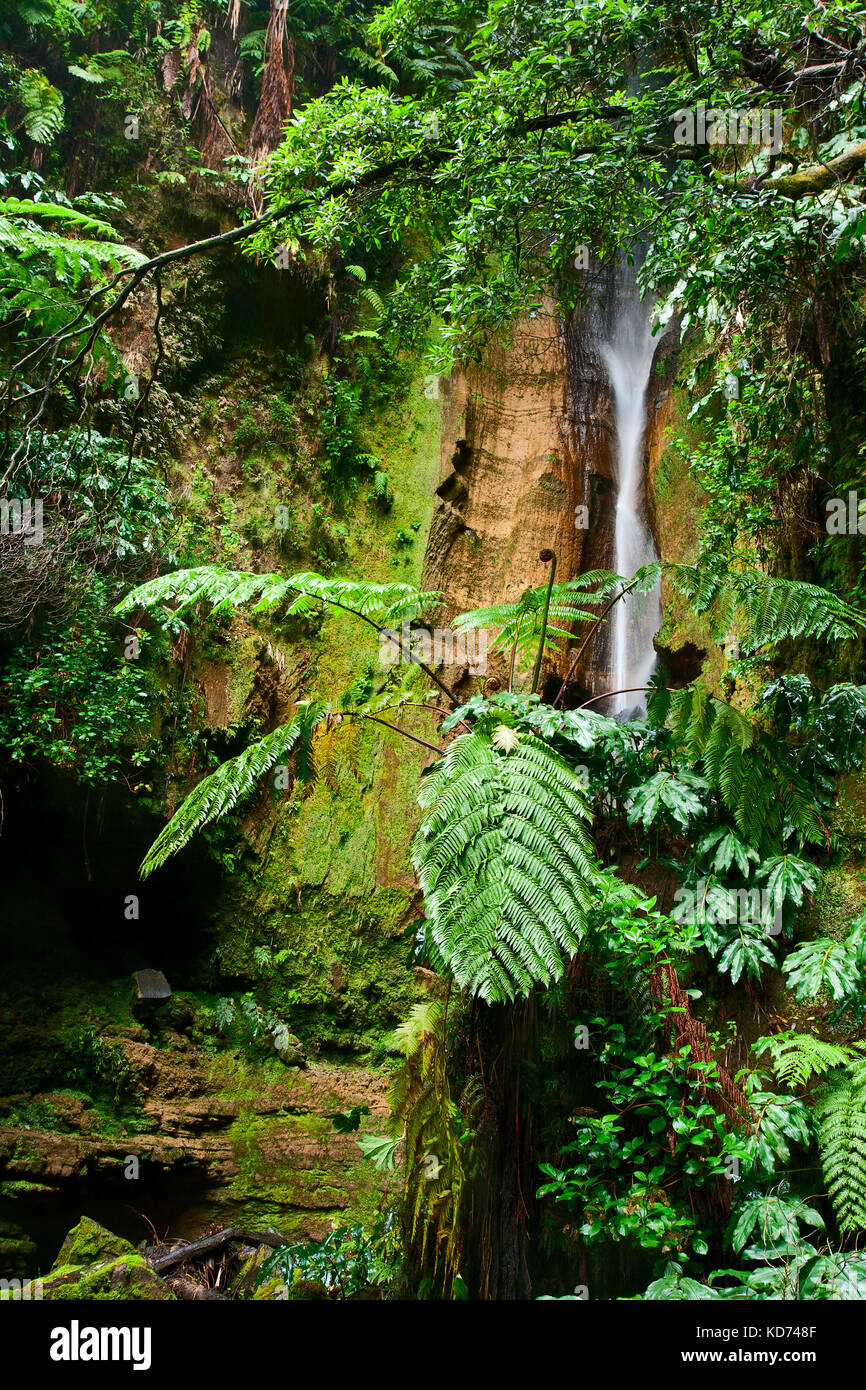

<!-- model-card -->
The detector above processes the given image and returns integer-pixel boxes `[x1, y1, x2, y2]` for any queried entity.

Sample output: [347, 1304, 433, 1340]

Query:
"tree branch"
[724, 138, 866, 197]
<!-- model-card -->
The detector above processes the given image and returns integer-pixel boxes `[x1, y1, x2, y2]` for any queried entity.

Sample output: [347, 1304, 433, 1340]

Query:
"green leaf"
[413, 731, 598, 1002]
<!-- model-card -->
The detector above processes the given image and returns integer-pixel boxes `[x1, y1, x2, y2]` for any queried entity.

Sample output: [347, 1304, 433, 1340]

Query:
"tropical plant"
[412, 730, 598, 1001]
[258, 1210, 403, 1299]
[386, 998, 464, 1291]
[814, 1059, 866, 1234]
[754, 1032, 861, 1090]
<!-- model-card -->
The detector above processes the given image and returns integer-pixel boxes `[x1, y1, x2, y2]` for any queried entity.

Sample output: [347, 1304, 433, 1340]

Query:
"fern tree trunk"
[462, 999, 539, 1300]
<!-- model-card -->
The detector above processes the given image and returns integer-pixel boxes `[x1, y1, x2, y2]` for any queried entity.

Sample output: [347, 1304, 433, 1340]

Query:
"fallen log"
[151, 1226, 285, 1273]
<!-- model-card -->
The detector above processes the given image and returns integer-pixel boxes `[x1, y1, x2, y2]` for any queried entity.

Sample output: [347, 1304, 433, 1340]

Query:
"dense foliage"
[2, 0, 866, 1306]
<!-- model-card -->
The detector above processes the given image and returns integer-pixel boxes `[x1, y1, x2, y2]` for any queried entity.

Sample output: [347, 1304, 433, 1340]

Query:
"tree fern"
[453, 571, 619, 671]
[650, 683, 825, 848]
[815, 1059, 866, 1233]
[754, 1032, 859, 1089]
[412, 730, 598, 1002]
[140, 709, 323, 877]
[666, 565, 865, 651]
[17, 69, 65, 144]
[117, 565, 441, 628]
[0, 199, 146, 296]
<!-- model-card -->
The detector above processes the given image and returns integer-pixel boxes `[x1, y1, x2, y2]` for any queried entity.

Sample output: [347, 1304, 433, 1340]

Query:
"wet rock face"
[425, 297, 671, 704]
[0, 1034, 395, 1275]
[427, 311, 600, 670]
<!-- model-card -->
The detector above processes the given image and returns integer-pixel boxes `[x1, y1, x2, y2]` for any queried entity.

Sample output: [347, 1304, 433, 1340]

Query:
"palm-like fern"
[452, 563, 862, 682]
[666, 565, 865, 651]
[815, 1059, 866, 1233]
[649, 682, 825, 847]
[412, 730, 598, 1002]
[453, 570, 620, 671]
[140, 709, 323, 877]
[116, 565, 441, 628]
[0, 198, 146, 306]
[137, 700, 384, 875]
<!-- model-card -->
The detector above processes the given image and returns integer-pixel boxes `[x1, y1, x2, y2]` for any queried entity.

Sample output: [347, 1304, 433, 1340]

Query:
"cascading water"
[599, 263, 661, 717]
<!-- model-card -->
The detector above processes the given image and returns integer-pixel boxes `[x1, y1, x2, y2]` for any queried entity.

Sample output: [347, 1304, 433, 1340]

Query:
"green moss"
[833, 764, 866, 856]
[41, 1253, 176, 1300]
[649, 350, 727, 689]
[196, 365, 445, 1056]
[808, 866, 866, 943]
[31, 1217, 177, 1299]
[220, 1108, 386, 1234]
[0, 308, 437, 1248]
[52, 1216, 133, 1270]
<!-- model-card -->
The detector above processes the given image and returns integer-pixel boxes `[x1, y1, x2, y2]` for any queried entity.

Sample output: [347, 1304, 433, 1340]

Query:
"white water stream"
[599, 266, 661, 717]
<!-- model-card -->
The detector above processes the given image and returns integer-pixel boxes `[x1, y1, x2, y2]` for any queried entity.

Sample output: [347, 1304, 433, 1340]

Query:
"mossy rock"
[832, 764, 866, 855]
[51, 1216, 133, 1271]
[230, 1243, 269, 1297]
[251, 1271, 291, 1300]
[40, 1253, 176, 1301]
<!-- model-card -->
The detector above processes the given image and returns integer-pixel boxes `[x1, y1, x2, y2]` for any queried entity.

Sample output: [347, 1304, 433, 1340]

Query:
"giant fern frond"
[412, 731, 598, 1001]
[666, 565, 865, 651]
[815, 1060, 866, 1233]
[754, 1032, 860, 1089]
[116, 565, 441, 629]
[18, 69, 65, 144]
[654, 684, 824, 847]
[140, 707, 324, 877]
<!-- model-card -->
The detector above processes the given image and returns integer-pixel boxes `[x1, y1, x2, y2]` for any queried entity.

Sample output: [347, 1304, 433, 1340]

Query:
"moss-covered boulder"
[52, 1216, 132, 1271]
[40, 1218, 175, 1301]
[41, 1254, 176, 1300]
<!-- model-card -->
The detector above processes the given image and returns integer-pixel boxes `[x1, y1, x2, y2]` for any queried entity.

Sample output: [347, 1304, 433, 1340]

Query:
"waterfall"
[599, 262, 661, 717]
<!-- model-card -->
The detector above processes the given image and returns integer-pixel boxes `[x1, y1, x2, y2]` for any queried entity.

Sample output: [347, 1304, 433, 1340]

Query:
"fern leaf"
[140, 711, 322, 877]
[755, 1032, 858, 1088]
[18, 69, 65, 143]
[815, 1060, 866, 1232]
[117, 565, 441, 628]
[413, 731, 597, 1002]
[666, 565, 865, 651]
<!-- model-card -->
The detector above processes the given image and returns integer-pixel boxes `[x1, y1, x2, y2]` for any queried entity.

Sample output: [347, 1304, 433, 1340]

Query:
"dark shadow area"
[5, 1168, 217, 1278]
[539, 672, 592, 710]
[0, 768, 220, 982]
[656, 639, 707, 687]
[0, 768, 226, 1275]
